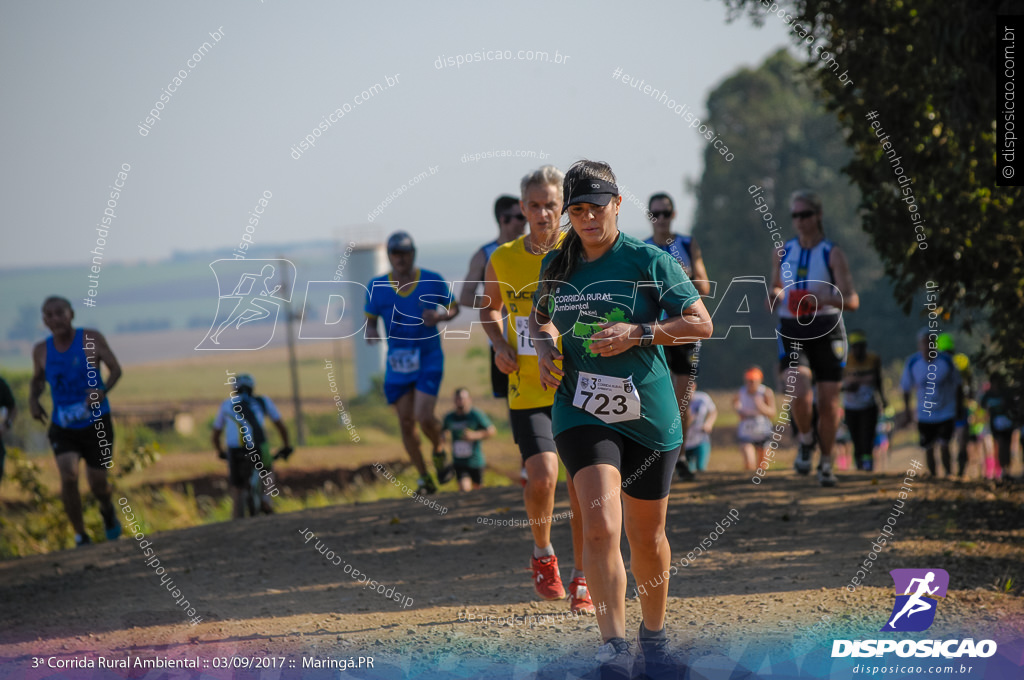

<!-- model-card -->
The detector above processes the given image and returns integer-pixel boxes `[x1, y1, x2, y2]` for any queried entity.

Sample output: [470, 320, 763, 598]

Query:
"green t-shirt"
[442, 407, 492, 468]
[534, 232, 700, 450]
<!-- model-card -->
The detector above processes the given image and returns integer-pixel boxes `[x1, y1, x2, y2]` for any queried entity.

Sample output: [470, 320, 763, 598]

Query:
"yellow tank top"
[489, 232, 564, 410]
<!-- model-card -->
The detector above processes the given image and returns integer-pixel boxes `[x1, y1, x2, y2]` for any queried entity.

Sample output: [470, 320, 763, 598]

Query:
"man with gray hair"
[481, 165, 593, 614]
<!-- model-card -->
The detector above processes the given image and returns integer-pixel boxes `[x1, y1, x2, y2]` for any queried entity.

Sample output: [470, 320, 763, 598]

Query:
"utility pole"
[281, 256, 306, 445]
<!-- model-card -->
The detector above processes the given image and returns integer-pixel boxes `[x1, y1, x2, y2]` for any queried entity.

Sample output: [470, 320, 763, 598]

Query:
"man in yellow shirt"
[481, 165, 592, 614]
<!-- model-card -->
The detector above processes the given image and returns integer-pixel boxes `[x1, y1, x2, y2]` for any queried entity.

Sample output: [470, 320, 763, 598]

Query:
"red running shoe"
[530, 554, 566, 600]
[568, 576, 596, 614]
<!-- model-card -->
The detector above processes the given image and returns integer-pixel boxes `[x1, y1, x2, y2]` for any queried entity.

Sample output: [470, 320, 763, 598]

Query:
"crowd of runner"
[4, 160, 1022, 678]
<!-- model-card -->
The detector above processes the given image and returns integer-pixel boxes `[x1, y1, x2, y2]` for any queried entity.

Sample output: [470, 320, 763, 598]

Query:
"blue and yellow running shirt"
[534, 233, 700, 451]
[365, 268, 454, 378]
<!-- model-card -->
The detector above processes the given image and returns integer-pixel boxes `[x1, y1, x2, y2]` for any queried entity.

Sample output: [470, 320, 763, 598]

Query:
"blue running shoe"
[101, 504, 122, 541]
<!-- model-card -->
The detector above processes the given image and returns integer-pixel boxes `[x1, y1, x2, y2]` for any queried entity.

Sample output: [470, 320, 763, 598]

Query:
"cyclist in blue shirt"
[365, 231, 459, 494]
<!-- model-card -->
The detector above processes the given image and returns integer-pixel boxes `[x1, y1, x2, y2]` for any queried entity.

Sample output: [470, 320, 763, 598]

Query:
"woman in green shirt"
[530, 160, 712, 675]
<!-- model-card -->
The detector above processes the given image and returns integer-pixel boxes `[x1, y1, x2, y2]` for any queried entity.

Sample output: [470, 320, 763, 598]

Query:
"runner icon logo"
[196, 259, 295, 351]
[881, 568, 949, 632]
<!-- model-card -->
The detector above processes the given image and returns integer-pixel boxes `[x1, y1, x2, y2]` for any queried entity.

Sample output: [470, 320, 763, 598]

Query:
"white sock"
[798, 431, 815, 445]
[571, 569, 585, 581]
[533, 544, 555, 559]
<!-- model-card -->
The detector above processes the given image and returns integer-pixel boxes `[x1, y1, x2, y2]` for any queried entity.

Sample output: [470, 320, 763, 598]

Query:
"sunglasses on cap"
[649, 210, 672, 219]
[791, 210, 816, 219]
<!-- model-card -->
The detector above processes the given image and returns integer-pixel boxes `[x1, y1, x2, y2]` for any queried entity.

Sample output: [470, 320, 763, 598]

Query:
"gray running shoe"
[596, 638, 633, 680]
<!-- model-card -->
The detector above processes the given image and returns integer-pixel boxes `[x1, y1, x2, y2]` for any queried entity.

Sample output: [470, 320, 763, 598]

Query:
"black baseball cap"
[563, 178, 619, 213]
[386, 231, 415, 253]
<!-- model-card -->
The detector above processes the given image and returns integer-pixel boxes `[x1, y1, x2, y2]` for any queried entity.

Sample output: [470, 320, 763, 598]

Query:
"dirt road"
[1, 444, 1022, 679]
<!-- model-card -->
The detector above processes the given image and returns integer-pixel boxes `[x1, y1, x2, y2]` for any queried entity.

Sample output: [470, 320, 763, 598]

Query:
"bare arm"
[586, 298, 714, 357]
[29, 341, 48, 423]
[458, 248, 487, 309]
[688, 238, 711, 297]
[759, 387, 776, 418]
[364, 314, 382, 344]
[769, 247, 786, 307]
[530, 305, 564, 391]
[464, 424, 497, 441]
[87, 330, 122, 404]
[827, 247, 859, 311]
[902, 390, 915, 427]
[874, 360, 888, 409]
[704, 405, 718, 432]
[272, 418, 291, 448]
[212, 426, 225, 458]
[481, 261, 518, 375]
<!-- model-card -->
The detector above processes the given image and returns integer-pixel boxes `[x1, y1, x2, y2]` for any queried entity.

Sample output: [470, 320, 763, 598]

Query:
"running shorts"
[510, 406, 556, 461]
[664, 341, 701, 377]
[554, 424, 680, 501]
[49, 413, 114, 470]
[490, 346, 509, 399]
[918, 419, 954, 448]
[453, 463, 483, 486]
[227, 445, 272, 488]
[777, 317, 847, 383]
[383, 354, 444, 405]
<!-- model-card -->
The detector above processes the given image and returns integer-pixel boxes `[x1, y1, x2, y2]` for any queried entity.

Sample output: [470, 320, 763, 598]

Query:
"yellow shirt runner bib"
[489, 233, 564, 410]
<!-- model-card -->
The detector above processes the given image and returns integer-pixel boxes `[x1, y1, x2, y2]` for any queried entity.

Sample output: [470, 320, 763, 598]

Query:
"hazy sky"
[0, 0, 791, 268]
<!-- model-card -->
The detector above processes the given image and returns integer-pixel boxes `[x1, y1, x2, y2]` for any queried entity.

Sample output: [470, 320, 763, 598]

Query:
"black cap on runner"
[563, 178, 619, 213]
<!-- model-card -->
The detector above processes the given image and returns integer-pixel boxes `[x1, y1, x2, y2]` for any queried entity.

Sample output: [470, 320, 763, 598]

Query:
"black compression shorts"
[509, 406, 556, 461]
[554, 425, 680, 501]
[490, 346, 509, 399]
[664, 341, 701, 377]
[453, 463, 483, 485]
[49, 413, 114, 470]
[777, 316, 847, 383]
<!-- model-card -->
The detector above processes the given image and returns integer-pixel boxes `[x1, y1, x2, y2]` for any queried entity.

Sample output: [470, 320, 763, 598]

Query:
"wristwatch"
[639, 323, 655, 348]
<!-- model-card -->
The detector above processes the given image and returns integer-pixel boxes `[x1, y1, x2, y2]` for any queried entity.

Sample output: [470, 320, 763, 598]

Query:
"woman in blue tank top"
[29, 296, 123, 547]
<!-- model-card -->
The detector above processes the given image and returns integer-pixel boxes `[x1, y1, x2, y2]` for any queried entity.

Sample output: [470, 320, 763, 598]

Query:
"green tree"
[720, 0, 1024, 387]
[691, 49, 909, 388]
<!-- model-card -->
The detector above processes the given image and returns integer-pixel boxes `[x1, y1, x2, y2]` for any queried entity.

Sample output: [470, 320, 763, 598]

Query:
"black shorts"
[227, 447, 260, 489]
[918, 420, 955, 448]
[510, 406, 556, 461]
[490, 346, 509, 399]
[49, 413, 114, 470]
[453, 463, 483, 485]
[777, 316, 847, 383]
[664, 341, 701, 377]
[554, 425, 680, 501]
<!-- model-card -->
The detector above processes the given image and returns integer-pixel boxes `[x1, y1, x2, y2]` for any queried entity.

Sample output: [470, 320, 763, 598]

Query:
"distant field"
[0, 240, 475, 369]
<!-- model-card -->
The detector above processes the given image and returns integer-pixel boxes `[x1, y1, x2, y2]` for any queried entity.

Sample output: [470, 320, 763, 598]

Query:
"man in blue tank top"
[644, 193, 710, 479]
[365, 232, 459, 494]
[29, 296, 123, 547]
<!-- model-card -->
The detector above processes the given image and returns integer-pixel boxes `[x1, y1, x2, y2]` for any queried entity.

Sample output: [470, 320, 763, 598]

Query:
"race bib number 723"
[572, 371, 641, 424]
